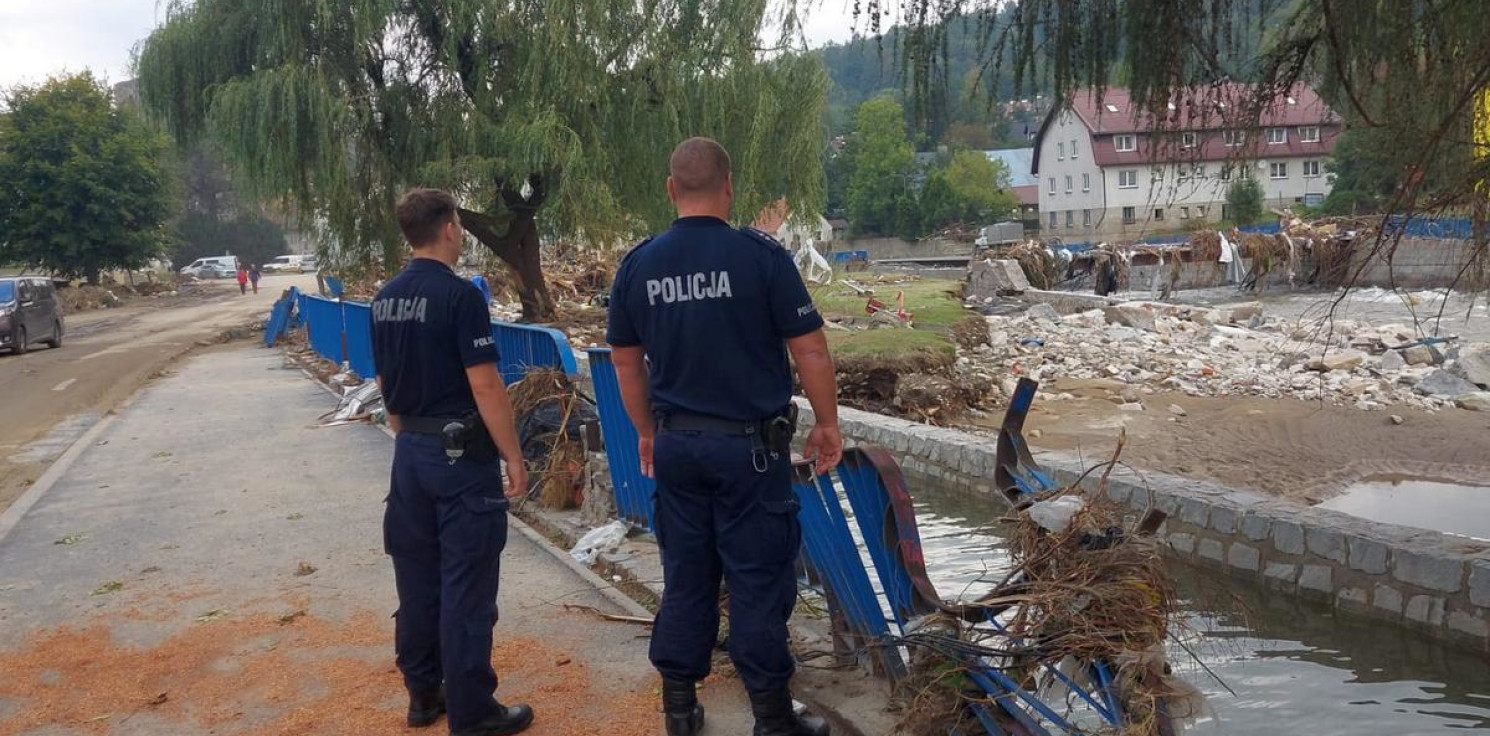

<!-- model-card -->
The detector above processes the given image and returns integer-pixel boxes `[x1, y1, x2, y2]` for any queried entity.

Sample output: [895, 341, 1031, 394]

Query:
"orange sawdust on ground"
[0, 606, 665, 736]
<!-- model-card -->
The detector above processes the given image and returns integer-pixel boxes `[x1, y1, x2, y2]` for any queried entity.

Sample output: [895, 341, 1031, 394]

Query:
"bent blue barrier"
[263, 287, 301, 347]
[585, 348, 654, 530]
[291, 294, 579, 384]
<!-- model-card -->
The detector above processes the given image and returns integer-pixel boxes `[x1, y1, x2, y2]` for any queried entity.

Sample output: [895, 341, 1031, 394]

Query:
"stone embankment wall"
[794, 400, 1490, 651]
[834, 236, 972, 260]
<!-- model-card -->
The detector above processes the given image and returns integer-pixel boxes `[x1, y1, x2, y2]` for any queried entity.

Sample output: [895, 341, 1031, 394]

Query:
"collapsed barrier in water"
[791, 380, 1205, 735]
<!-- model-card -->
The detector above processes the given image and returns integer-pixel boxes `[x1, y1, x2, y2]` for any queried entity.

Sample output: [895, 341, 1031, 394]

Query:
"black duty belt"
[399, 415, 467, 434]
[658, 412, 762, 436]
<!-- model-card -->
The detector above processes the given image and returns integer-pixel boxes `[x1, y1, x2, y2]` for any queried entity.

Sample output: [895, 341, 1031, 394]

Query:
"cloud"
[0, 0, 164, 89]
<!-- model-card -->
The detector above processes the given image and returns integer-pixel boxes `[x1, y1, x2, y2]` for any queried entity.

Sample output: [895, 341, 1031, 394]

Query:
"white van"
[180, 256, 239, 279]
[263, 254, 308, 273]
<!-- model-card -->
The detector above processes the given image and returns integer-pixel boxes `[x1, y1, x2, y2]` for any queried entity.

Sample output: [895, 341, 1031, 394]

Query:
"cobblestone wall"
[795, 400, 1490, 650]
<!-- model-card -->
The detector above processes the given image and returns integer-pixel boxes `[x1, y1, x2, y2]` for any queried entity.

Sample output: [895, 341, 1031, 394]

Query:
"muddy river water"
[901, 480, 1490, 734]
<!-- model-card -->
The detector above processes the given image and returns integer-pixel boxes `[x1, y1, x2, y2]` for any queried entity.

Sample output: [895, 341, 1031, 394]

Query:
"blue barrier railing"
[493, 323, 580, 384]
[290, 294, 578, 384]
[342, 301, 376, 379]
[585, 348, 654, 529]
[263, 287, 300, 347]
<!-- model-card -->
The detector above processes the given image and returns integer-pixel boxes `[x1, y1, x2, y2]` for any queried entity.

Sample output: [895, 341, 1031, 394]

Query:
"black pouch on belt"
[440, 414, 498, 463]
[765, 404, 799, 455]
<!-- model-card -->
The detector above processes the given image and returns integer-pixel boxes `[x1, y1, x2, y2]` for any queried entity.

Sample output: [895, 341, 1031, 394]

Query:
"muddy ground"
[0, 274, 318, 514]
[1009, 377, 1490, 501]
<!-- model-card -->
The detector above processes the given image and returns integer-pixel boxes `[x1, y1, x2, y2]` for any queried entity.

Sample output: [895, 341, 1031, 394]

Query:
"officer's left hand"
[504, 458, 529, 500]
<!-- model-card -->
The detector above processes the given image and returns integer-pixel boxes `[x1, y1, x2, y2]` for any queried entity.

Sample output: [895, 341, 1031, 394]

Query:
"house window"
[1065, 210, 1074, 227]
[1115, 134, 1137, 152]
[1048, 177, 1055, 195]
[1269, 162, 1288, 179]
[1049, 211, 1058, 228]
[1195, 164, 1207, 178]
[1082, 173, 1090, 192]
[1118, 170, 1138, 188]
[1299, 126, 1320, 142]
[1224, 130, 1245, 147]
[1266, 128, 1287, 145]
[1122, 206, 1136, 224]
[1070, 139, 1078, 159]
[1154, 208, 1165, 221]
[1058, 142, 1065, 160]
[1180, 206, 1191, 219]
[1219, 165, 1233, 182]
[1181, 131, 1197, 148]
[1178, 164, 1190, 179]
[1083, 209, 1092, 227]
[1198, 205, 1209, 217]
[1064, 175, 1072, 194]
[1303, 160, 1321, 177]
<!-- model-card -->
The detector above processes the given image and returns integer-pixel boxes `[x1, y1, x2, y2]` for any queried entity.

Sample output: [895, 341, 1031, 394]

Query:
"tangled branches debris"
[509, 368, 596, 510]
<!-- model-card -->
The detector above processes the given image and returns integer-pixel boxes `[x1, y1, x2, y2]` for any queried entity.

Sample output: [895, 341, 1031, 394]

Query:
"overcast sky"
[0, 0, 866, 91]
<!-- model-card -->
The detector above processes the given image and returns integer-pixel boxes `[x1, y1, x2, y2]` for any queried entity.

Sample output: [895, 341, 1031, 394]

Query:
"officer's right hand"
[504, 457, 529, 500]
[804, 423, 843, 476]
[638, 435, 655, 478]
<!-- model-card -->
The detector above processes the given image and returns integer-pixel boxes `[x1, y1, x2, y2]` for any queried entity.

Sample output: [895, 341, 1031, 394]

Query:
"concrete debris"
[1448, 343, 1490, 388]
[1025, 303, 1060, 322]
[1401, 344, 1438, 366]
[1168, 404, 1188, 417]
[1413, 370, 1479, 397]
[972, 296, 1477, 412]
[1453, 392, 1490, 412]
[967, 259, 1031, 297]
[1390, 414, 1405, 425]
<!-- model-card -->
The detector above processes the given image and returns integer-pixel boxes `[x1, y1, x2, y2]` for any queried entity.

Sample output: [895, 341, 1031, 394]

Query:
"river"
[902, 480, 1490, 734]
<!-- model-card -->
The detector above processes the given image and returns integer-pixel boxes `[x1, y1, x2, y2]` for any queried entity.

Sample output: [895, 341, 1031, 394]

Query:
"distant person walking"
[236, 265, 249, 295]
[249, 264, 262, 294]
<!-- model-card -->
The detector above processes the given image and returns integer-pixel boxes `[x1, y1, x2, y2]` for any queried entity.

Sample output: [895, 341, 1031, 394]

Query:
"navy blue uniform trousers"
[649, 428, 802, 694]
[385, 432, 510, 732]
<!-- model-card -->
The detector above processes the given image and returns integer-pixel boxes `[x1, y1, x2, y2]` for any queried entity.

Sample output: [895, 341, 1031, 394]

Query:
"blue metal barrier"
[342, 301, 376, 379]
[263, 287, 300, 347]
[585, 349, 654, 529]
[300, 294, 346, 366]
[493, 322, 579, 383]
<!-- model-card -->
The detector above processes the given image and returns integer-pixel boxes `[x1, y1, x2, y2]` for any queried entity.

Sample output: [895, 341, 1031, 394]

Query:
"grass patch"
[811, 278, 966, 330]
[828, 328, 955, 367]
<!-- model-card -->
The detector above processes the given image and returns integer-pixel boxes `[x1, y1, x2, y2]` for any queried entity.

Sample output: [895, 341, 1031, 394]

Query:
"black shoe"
[451, 703, 535, 736]
[662, 678, 705, 736]
[749, 688, 829, 736]
[407, 687, 445, 728]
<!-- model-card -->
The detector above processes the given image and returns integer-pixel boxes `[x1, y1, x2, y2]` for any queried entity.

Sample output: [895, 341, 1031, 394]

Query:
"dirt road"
[0, 274, 317, 512]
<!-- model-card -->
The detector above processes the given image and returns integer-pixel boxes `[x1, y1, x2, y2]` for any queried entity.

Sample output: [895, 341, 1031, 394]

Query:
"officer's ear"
[666, 176, 679, 205]
[723, 173, 733, 200]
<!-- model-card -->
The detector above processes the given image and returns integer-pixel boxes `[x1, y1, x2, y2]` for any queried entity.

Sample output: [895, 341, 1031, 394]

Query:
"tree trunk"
[458, 206, 557, 323]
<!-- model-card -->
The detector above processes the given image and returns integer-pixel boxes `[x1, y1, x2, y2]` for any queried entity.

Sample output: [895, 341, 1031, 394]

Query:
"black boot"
[450, 702, 535, 736]
[662, 678, 705, 736]
[406, 687, 445, 728]
[749, 688, 829, 736]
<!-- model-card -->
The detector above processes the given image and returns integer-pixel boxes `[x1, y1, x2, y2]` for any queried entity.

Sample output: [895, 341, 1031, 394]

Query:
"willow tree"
[848, 0, 1490, 288]
[137, 0, 827, 321]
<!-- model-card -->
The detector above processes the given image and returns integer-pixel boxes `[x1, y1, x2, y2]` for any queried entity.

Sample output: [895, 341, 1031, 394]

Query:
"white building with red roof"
[1032, 84, 1341, 240]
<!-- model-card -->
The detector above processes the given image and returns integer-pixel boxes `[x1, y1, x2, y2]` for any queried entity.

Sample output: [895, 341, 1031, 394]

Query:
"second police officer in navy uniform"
[607, 138, 844, 736]
[372, 189, 535, 736]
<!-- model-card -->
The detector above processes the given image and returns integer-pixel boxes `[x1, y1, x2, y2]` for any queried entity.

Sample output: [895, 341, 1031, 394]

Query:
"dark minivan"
[0, 277, 65, 354]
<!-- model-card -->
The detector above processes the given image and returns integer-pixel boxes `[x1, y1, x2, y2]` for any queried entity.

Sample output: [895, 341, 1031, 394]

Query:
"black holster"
[764, 404, 799, 456]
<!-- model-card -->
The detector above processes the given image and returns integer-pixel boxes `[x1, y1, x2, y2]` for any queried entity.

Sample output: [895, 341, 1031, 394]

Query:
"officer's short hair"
[396, 188, 459, 247]
[669, 138, 732, 196]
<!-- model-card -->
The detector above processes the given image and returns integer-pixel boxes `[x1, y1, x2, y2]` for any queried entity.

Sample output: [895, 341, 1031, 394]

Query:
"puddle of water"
[1319, 478, 1490, 541]
[895, 474, 1490, 735]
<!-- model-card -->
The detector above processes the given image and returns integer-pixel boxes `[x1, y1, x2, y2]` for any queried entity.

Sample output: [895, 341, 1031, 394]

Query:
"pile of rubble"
[965, 298, 1490, 413]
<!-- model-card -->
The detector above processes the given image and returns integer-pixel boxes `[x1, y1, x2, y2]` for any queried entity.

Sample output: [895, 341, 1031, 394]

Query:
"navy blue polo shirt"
[372, 258, 499, 419]
[606, 216, 825, 422]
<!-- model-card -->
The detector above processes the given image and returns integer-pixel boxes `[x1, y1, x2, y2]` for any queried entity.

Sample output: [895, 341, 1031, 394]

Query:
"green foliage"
[137, 0, 829, 273]
[1322, 127, 1406, 216]
[175, 212, 288, 270]
[0, 74, 173, 283]
[945, 150, 1017, 222]
[846, 96, 917, 236]
[1225, 175, 1265, 226]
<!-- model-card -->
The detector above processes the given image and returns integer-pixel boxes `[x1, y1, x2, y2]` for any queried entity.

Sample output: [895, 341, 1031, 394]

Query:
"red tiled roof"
[752, 199, 790, 233]
[1012, 185, 1040, 207]
[1068, 83, 1337, 134]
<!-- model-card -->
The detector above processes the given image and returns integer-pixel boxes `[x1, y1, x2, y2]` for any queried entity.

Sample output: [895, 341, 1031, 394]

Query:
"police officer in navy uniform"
[373, 189, 535, 736]
[607, 138, 843, 736]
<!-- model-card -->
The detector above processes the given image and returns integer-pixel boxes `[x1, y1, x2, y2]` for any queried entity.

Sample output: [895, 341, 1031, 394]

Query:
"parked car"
[181, 256, 239, 278]
[0, 277, 65, 354]
[298, 255, 319, 273]
[263, 254, 308, 273]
